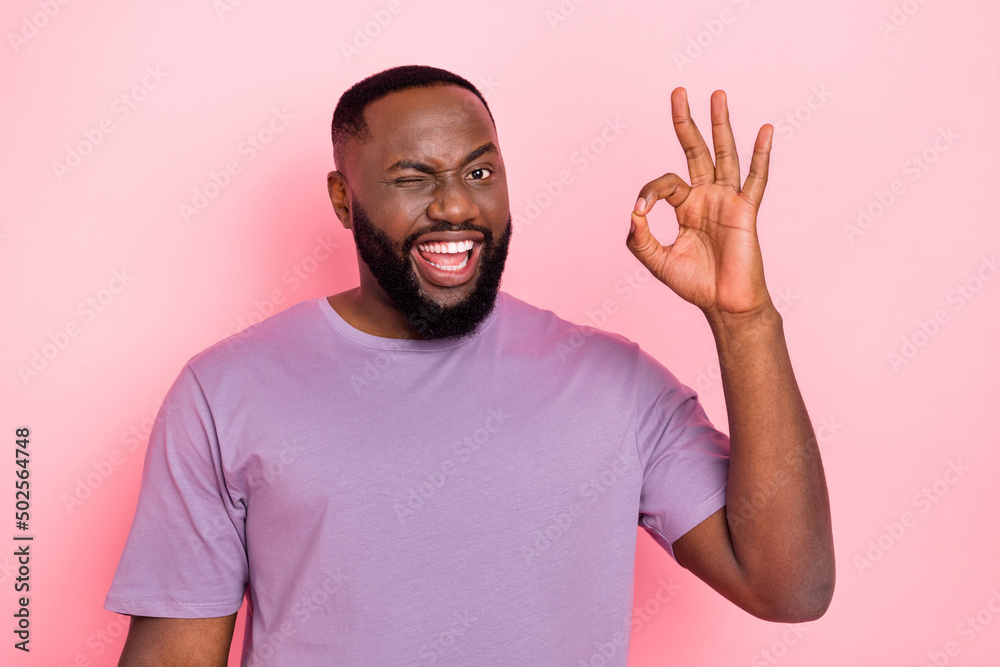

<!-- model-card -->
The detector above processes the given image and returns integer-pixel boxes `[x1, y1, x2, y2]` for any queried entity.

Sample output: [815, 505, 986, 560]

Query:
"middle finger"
[671, 87, 715, 187]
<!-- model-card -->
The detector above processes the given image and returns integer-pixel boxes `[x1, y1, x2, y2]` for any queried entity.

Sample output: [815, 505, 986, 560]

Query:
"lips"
[417, 238, 475, 270]
[409, 231, 485, 288]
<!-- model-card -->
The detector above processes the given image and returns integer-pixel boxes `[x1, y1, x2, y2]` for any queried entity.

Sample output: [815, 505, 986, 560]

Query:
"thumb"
[626, 208, 669, 274]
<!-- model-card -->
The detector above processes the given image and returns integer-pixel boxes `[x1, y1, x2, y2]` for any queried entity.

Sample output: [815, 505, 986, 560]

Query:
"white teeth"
[415, 238, 474, 272]
[416, 239, 474, 254]
[427, 255, 470, 271]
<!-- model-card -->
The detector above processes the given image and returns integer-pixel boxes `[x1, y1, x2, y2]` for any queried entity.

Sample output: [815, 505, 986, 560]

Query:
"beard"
[349, 194, 512, 340]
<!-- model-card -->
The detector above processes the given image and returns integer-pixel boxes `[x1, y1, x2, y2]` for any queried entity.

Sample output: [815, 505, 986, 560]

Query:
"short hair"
[331, 65, 495, 177]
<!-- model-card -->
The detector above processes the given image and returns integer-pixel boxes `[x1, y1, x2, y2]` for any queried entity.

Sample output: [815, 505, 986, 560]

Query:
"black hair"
[331, 64, 495, 176]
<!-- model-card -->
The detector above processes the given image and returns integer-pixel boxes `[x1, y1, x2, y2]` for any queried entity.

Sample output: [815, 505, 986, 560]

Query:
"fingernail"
[634, 196, 645, 212]
[629, 219, 636, 235]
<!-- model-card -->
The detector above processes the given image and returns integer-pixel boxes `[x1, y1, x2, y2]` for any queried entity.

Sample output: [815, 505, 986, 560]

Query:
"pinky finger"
[742, 124, 772, 209]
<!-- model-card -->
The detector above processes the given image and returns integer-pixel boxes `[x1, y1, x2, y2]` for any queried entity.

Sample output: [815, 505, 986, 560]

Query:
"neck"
[327, 286, 424, 340]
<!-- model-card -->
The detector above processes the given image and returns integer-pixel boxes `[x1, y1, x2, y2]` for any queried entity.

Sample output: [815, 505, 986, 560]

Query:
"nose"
[426, 175, 479, 226]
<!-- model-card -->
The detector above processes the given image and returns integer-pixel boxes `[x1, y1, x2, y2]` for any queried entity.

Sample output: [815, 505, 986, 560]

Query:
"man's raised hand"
[626, 88, 774, 319]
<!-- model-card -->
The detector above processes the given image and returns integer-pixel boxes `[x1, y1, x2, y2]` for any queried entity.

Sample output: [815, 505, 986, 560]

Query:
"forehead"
[358, 84, 497, 170]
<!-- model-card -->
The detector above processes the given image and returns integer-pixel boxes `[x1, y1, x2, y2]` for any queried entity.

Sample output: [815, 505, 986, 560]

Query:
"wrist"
[703, 300, 784, 368]
[703, 297, 781, 333]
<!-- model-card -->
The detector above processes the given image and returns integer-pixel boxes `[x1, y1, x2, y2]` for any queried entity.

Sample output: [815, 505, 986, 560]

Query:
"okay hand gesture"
[627, 88, 774, 318]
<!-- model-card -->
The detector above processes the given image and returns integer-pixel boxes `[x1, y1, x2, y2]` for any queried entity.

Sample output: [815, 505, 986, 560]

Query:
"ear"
[327, 171, 352, 229]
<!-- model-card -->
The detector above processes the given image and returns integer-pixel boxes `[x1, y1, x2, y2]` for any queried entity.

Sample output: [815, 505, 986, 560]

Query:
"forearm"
[705, 301, 834, 619]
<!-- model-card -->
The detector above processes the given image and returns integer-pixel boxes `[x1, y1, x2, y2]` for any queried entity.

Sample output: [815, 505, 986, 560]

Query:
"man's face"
[335, 84, 512, 339]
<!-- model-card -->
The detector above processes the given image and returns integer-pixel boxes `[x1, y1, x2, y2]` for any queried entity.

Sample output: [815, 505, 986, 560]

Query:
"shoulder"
[493, 291, 640, 367]
[186, 297, 324, 375]
[494, 293, 692, 398]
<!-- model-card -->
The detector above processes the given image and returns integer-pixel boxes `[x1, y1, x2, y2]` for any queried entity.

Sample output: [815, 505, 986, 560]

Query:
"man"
[106, 65, 834, 665]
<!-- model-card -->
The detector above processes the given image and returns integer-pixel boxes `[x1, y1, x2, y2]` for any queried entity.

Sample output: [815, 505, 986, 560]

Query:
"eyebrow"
[386, 142, 497, 174]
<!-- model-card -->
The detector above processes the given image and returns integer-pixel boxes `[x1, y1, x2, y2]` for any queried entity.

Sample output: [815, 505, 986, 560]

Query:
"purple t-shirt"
[105, 292, 730, 665]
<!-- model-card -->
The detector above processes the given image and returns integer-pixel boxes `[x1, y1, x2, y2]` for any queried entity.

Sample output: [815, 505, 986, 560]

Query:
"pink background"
[4, 0, 999, 664]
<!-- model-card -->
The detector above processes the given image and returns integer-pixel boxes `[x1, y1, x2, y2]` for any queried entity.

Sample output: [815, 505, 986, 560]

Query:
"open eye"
[467, 167, 493, 181]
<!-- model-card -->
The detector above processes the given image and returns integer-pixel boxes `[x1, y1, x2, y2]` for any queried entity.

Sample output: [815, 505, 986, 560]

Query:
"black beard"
[349, 195, 512, 339]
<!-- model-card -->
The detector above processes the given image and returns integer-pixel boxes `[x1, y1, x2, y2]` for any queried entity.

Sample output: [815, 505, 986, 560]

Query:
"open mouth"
[409, 236, 483, 288]
[414, 239, 475, 271]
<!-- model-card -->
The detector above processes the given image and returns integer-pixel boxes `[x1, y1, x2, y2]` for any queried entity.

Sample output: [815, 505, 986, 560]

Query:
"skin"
[326, 84, 511, 339]
[628, 88, 834, 621]
[117, 615, 236, 666]
[117, 83, 834, 663]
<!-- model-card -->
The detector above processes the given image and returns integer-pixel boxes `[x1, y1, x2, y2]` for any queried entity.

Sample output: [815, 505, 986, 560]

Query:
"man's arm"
[672, 304, 833, 622]
[117, 614, 238, 667]
[625, 87, 834, 621]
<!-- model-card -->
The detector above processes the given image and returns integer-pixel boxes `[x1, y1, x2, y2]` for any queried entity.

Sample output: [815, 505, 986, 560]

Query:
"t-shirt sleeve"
[634, 347, 731, 564]
[104, 363, 248, 617]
